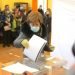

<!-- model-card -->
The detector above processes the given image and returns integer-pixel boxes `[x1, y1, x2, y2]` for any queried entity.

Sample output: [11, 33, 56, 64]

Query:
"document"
[2, 62, 39, 74]
[24, 35, 47, 61]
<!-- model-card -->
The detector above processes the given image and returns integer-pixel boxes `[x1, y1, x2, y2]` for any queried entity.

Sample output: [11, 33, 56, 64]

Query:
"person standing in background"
[38, 5, 44, 16]
[2, 5, 13, 47]
[44, 8, 52, 46]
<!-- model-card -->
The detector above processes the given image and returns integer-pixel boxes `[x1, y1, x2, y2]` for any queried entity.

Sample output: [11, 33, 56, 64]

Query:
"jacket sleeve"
[13, 32, 27, 48]
[72, 42, 75, 56]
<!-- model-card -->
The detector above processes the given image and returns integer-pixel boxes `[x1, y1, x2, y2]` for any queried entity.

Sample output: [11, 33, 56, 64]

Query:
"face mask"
[30, 23, 40, 32]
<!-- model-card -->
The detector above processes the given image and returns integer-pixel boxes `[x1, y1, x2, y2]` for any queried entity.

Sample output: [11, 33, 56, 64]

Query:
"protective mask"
[30, 23, 40, 32]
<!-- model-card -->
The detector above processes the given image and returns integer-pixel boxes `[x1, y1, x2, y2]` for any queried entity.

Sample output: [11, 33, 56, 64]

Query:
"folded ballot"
[24, 35, 47, 62]
[2, 62, 39, 74]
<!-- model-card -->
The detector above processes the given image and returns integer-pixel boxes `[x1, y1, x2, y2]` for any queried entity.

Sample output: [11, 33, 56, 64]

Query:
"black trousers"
[3, 30, 12, 45]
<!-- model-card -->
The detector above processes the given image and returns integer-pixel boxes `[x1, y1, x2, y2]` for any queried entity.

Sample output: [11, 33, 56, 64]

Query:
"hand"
[21, 39, 29, 48]
[23, 71, 32, 75]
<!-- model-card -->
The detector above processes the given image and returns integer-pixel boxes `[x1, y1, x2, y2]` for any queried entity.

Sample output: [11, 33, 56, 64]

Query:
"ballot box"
[22, 58, 52, 75]
[1, 55, 67, 75]
[2, 62, 39, 75]
[1, 57, 51, 75]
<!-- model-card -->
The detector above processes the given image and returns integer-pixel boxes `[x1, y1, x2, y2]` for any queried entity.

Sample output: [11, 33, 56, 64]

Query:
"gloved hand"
[21, 39, 29, 48]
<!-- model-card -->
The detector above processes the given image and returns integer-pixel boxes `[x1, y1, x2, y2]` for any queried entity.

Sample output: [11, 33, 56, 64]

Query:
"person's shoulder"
[21, 22, 30, 33]
[41, 23, 46, 29]
[22, 22, 29, 28]
[22, 22, 28, 25]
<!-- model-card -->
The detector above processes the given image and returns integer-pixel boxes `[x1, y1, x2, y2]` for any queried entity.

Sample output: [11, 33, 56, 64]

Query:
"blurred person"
[38, 5, 44, 16]
[26, 6, 32, 16]
[11, 7, 22, 43]
[13, 8, 22, 34]
[0, 9, 3, 43]
[22, 6, 32, 23]
[2, 5, 13, 47]
[3, 5, 12, 15]
[72, 42, 75, 56]
[0, 9, 3, 33]
[66, 42, 75, 75]
[44, 8, 52, 46]
[14, 11, 51, 52]
[4, 5, 10, 11]
[0, 11, 6, 42]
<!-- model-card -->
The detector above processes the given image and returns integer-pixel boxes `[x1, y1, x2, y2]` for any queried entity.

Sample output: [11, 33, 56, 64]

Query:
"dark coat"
[14, 22, 51, 52]
[21, 22, 47, 39]
[44, 15, 51, 33]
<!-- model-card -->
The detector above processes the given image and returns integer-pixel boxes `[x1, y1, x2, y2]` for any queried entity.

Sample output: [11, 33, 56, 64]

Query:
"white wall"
[51, 0, 75, 69]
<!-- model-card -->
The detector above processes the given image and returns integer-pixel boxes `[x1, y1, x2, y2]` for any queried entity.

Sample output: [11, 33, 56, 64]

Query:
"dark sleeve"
[44, 16, 51, 32]
[72, 42, 75, 56]
[43, 44, 51, 52]
[42, 24, 47, 39]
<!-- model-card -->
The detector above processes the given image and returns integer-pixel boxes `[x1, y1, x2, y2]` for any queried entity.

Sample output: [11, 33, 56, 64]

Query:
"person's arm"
[72, 42, 75, 56]
[13, 32, 28, 48]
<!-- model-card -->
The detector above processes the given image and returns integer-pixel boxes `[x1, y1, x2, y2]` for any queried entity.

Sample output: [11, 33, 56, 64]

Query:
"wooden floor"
[0, 44, 23, 65]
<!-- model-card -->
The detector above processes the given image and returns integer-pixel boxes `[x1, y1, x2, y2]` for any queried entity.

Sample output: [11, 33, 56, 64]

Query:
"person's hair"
[5, 5, 9, 8]
[27, 11, 43, 24]
[47, 8, 52, 16]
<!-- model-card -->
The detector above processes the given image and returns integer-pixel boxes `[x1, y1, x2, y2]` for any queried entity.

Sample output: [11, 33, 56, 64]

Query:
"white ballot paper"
[24, 35, 47, 61]
[2, 62, 39, 74]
